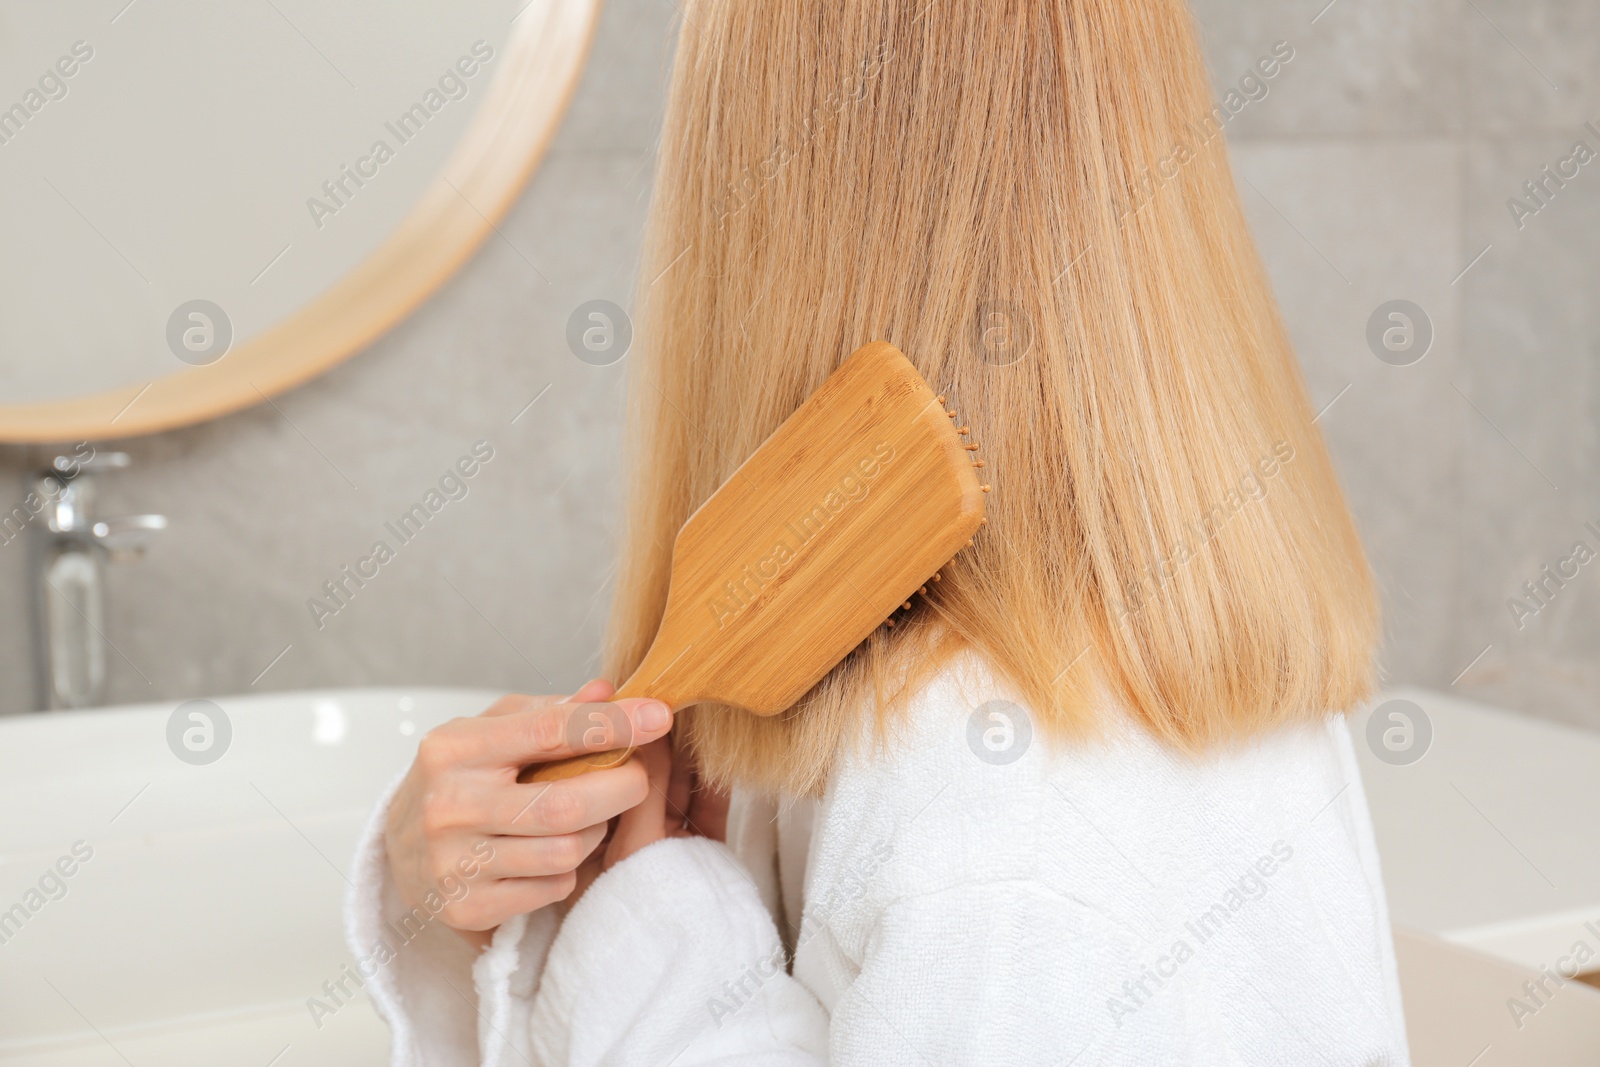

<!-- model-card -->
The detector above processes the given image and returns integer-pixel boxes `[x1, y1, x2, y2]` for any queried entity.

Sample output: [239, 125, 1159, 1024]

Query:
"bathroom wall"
[1, 0, 1595, 733]
[1190, 0, 1600, 731]
[0, 0, 679, 714]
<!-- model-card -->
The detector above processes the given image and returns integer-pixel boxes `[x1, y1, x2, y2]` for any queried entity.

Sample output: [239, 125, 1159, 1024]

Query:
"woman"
[349, 1, 1409, 1063]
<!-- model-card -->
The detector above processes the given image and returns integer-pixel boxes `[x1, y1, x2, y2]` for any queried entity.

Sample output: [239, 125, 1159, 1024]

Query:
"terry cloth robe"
[346, 653, 1410, 1066]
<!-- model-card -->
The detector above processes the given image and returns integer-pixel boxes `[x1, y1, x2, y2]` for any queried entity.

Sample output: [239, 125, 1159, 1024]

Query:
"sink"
[1354, 686, 1600, 973]
[6, 683, 1596, 1063]
[0, 687, 500, 1066]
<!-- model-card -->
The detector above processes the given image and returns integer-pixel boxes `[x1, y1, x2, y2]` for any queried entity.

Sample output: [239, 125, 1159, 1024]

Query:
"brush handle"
[519, 745, 637, 782]
[518, 678, 647, 783]
[517, 640, 690, 783]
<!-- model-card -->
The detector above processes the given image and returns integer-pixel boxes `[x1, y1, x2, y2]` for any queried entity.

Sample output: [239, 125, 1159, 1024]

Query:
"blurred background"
[2, 1, 1597, 1064]
[1194, 0, 1600, 734]
[1, 0, 1594, 732]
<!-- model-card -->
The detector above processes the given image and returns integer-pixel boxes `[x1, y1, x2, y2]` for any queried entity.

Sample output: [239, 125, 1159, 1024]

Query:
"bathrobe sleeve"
[344, 775, 808, 1067]
[522, 835, 1091, 1066]
[524, 836, 829, 1066]
[344, 771, 563, 1067]
[349, 658, 1409, 1066]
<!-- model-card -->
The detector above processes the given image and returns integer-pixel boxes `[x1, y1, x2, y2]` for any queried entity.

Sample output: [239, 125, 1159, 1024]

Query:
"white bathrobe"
[346, 654, 1411, 1065]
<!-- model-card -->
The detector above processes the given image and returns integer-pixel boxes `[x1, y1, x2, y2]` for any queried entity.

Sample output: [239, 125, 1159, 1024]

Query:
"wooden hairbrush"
[523, 340, 987, 783]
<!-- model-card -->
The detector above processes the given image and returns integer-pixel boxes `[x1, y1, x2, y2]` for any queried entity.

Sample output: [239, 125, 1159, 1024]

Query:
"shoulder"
[828, 648, 1356, 808]
[810, 650, 1369, 904]
[793, 656, 1402, 1057]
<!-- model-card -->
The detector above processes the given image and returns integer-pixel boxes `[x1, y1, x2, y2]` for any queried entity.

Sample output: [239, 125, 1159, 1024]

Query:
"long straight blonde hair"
[605, 0, 1379, 795]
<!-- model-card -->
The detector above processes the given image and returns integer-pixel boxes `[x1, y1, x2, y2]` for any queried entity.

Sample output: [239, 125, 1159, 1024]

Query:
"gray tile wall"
[1192, 0, 1600, 729]
[1, 0, 1594, 732]
[0, 0, 678, 713]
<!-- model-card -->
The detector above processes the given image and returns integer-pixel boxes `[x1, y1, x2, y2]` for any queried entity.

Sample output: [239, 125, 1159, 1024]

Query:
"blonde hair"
[606, 0, 1378, 795]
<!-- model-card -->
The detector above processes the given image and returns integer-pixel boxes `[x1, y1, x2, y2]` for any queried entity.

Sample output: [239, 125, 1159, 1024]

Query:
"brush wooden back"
[526, 341, 986, 781]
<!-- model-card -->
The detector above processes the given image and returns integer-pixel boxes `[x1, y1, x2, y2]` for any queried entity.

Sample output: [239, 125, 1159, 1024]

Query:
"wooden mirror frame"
[0, 0, 601, 443]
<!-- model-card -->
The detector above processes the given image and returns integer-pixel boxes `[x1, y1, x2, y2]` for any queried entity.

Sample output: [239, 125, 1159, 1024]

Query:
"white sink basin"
[0, 687, 500, 1066]
[1354, 686, 1600, 972]
[4, 683, 1595, 1063]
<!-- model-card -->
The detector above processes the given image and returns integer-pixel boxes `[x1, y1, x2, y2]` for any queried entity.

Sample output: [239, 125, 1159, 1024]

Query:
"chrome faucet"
[30, 452, 167, 710]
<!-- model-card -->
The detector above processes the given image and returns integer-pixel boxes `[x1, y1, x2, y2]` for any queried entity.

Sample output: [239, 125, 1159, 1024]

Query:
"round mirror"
[0, 0, 599, 442]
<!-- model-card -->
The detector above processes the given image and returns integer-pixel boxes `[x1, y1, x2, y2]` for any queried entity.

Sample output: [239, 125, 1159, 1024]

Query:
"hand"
[569, 733, 731, 900]
[383, 679, 673, 948]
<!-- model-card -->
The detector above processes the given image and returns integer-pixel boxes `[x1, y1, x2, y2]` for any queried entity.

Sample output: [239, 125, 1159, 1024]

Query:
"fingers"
[391, 682, 652, 935]
[570, 678, 616, 705]
[418, 821, 608, 931]
[488, 759, 650, 835]
[479, 822, 607, 879]
[663, 744, 729, 842]
[478, 679, 615, 718]
[475, 696, 673, 768]
[605, 739, 673, 866]
[442, 873, 581, 931]
[415, 695, 670, 774]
